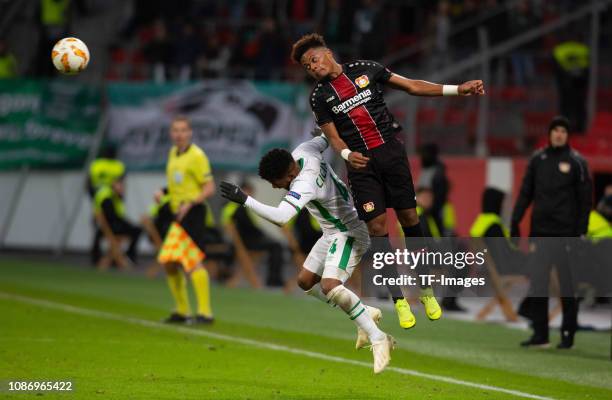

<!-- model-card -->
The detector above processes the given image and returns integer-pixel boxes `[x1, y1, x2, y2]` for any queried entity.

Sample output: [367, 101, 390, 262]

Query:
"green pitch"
[1, 259, 611, 399]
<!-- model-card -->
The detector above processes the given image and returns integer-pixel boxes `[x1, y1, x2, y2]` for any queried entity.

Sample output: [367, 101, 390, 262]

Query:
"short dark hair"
[290, 33, 327, 64]
[171, 115, 191, 129]
[258, 149, 294, 182]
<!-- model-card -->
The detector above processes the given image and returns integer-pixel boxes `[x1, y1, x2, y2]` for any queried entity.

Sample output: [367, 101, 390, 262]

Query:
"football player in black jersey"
[291, 33, 484, 328]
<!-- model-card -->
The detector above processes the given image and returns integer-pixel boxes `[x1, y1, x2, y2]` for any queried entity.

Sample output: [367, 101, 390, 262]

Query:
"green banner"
[0, 79, 102, 170]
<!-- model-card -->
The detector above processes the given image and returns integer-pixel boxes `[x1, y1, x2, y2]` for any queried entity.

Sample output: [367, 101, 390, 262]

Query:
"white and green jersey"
[282, 136, 363, 236]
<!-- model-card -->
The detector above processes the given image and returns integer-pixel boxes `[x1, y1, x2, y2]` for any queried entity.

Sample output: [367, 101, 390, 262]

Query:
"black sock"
[401, 223, 430, 289]
[402, 223, 424, 238]
[371, 234, 404, 300]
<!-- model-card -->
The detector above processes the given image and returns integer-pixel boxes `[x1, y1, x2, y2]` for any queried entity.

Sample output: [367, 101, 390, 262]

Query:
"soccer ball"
[51, 37, 90, 75]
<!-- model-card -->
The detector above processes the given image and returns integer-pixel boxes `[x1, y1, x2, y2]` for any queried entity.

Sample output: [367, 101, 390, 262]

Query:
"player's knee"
[297, 269, 318, 291]
[367, 214, 387, 236]
[320, 279, 341, 295]
[397, 208, 419, 227]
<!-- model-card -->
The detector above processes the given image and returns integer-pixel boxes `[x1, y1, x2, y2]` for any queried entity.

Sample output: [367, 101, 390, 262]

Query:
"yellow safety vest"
[41, 0, 70, 26]
[553, 41, 589, 72]
[89, 158, 125, 189]
[469, 213, 509, 238]
[221, 202, 258, 227]
[0, 54, 17, 78]
[149, 193, 171, 218]
[442, 202, 456, 232]
[94, 186, 125, 218]
[587, 210, 612, 242]
[204, 201, 216, 229]
[417, 206, 441, 238]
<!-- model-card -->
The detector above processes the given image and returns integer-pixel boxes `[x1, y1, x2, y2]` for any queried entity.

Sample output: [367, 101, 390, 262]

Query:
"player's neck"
[328, 62, 343, 80]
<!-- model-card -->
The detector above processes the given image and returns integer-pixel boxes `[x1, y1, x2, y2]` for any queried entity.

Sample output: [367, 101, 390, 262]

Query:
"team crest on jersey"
[355, 75, 369, 88]
[558, 162, 571, 173]
[287, 191, 301, 200]
[363, 201, 375, 212]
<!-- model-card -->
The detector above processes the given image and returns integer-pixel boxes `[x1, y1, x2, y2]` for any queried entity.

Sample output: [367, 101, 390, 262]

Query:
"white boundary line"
[0, 291, 555, 400]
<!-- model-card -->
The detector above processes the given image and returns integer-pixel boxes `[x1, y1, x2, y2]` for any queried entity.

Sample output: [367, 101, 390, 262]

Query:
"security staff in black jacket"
[511, 116, 592, 349]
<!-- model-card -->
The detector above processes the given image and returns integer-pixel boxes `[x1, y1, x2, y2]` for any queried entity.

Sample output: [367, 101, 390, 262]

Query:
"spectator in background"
[508, 0, 538, 85]
[87, 144, 125, 198]
[0, 39, 18, 79]
[172, 22, 201, 82]
[93, 177, 142, 264]
[221, 181, 285, 287]
[87, 144, 125, 265]
[352, 0, 385, 59]
[319, 0, 341, 44]
[418, 143, 450, 236]
[197, 30, 232, 78]
[143, 19, 171, 82]
[254, 18, 286, 80]
[429, 0, 451, 70]
[553, 34, 589, 132]
[596, 184, 612, 222]
[37, 0, 71, 76]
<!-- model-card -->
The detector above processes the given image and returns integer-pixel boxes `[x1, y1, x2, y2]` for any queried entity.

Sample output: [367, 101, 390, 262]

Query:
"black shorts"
[177, 203, 207, 252]
[347, 138, 417, 222]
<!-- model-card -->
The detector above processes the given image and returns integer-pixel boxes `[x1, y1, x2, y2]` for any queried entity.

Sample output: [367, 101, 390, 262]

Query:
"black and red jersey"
[309, 60, 396, 153]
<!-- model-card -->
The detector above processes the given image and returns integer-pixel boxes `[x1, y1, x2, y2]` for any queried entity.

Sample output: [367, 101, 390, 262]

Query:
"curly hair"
[258, 148, 295, 182]
[290, 33, 327, 64]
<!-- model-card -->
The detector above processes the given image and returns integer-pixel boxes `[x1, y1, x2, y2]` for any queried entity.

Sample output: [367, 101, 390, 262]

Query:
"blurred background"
[1, 0, 611, 297]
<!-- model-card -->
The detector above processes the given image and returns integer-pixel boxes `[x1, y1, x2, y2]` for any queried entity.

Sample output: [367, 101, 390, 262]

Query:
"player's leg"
[380, 140, 441, 321]
[163, 262, 192, 323]
[321, 232, 393, 373]
[396, 208, 442, 321]
[182, 204, 213, 323]
[187, 263, 214, 323]
[347, 166, 411, 326]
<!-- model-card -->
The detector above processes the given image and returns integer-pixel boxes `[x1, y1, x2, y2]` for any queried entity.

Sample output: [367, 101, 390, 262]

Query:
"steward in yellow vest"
[94, 178, 141, 263]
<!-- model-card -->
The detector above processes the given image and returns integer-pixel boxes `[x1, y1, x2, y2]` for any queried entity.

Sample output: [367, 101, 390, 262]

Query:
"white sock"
[305, 283, 334, 307]
[326, 285, 386, 342]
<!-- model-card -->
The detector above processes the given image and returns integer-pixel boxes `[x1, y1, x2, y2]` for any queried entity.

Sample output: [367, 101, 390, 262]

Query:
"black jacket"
[511, 145, 592, 236]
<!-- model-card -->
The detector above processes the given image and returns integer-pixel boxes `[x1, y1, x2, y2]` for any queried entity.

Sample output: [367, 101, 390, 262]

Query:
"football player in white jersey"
[220, 134, 394, 374]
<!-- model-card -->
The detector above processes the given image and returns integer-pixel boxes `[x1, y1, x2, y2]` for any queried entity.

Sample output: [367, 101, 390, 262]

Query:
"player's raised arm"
[220, 181, 309, 227]
[387, 74, 485, 97]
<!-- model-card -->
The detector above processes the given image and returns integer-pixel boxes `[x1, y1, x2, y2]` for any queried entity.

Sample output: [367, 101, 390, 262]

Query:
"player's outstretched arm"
[319, 122, 370, 169]
[219, 181, 298, 226]
[387, 74, 485, 97]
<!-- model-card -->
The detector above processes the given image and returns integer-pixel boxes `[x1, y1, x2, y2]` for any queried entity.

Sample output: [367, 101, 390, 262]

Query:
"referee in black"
[511, 116, 592, 349]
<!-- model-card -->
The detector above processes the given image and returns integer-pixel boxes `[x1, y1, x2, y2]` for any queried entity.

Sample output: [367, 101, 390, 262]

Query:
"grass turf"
[0, 258, 611, 399]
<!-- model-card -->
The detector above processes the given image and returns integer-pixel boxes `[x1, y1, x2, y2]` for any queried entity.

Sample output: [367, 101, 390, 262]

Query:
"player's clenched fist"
[458, 80, 485, 96]
[348, 151, 370, 170]
[220, 181, 247, 204]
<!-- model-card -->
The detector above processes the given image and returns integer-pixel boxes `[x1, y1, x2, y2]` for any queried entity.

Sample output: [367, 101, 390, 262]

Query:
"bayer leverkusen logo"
[355, 75, 369, 88]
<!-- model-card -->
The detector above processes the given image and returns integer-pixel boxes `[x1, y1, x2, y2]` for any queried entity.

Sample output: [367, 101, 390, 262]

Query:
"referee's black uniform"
[511, 117, 592, 348]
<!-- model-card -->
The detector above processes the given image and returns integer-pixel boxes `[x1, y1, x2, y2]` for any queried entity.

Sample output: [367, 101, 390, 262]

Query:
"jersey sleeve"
[283, 178, 316, 212]
[368, 60, 392, 83]
[310, 89, 333, 126]
[192, 150, 213, 185]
